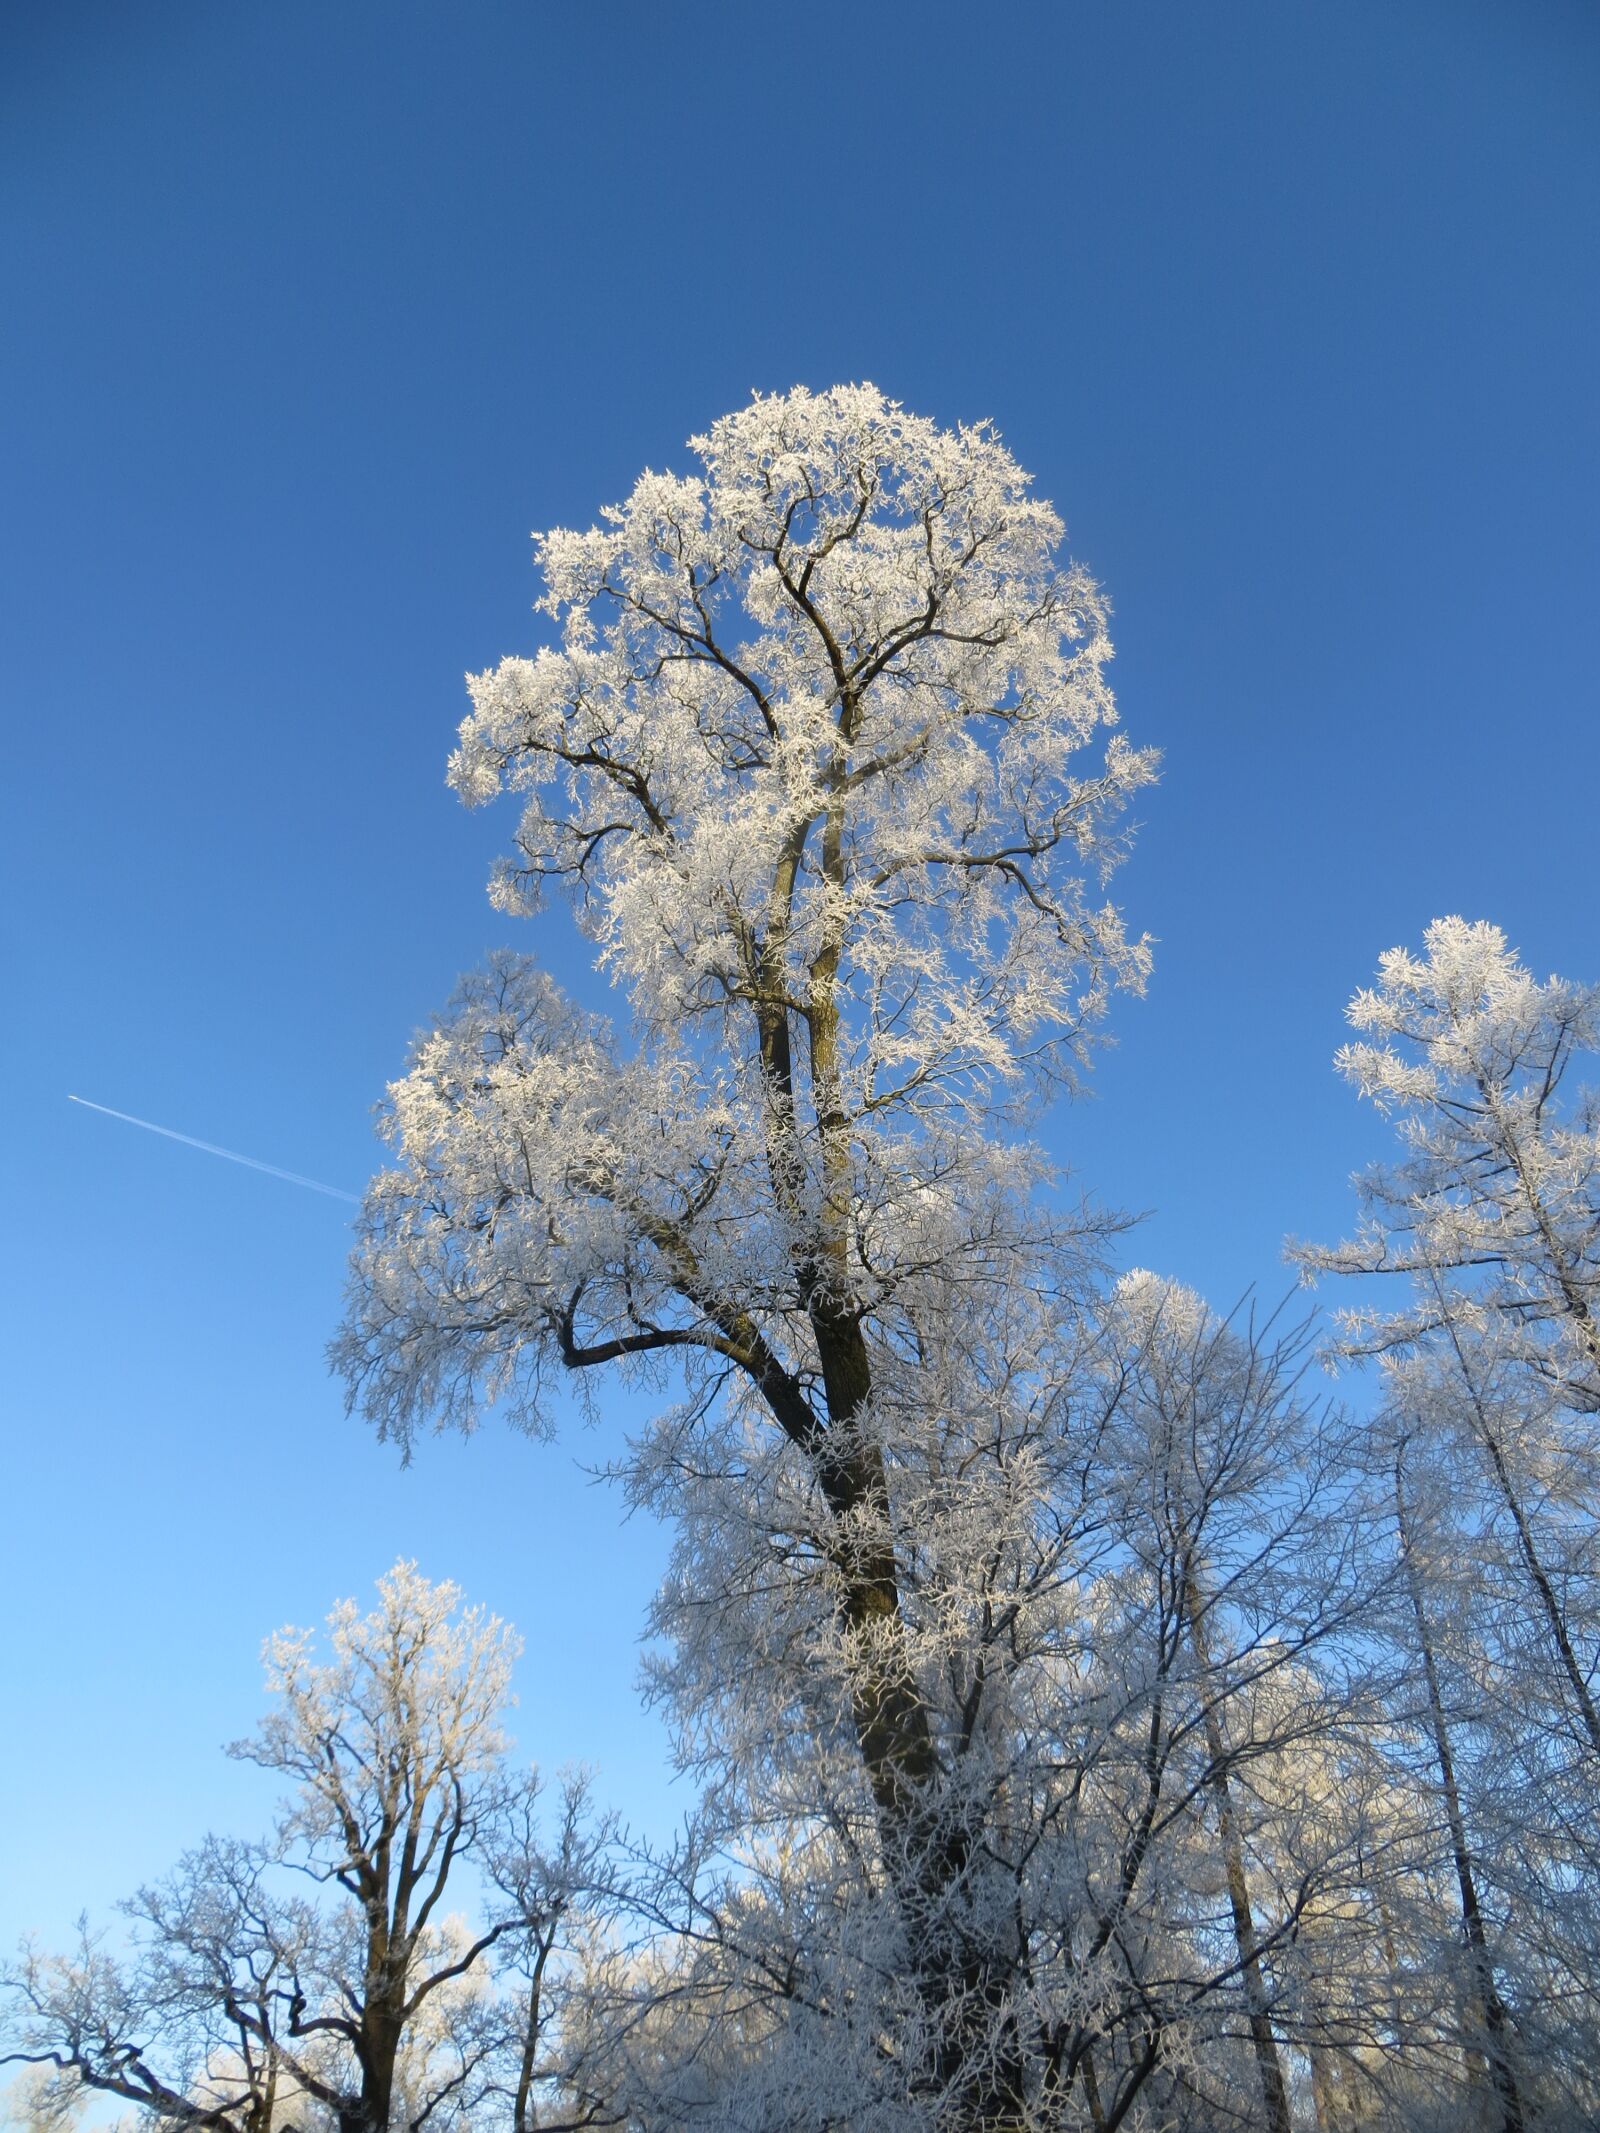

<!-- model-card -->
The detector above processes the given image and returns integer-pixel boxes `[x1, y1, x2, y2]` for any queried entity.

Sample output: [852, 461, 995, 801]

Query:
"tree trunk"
[348, 2002, 403, 2133]
[751, 787, 1029, 2125]
[1437, 1304, 1600, 1761]
[1395, 1452, 1524, 2133]
[512, 1955, 548, 2133]
[1185, 1578, 1293, 2133]
[803, 1303, 1028, 2128]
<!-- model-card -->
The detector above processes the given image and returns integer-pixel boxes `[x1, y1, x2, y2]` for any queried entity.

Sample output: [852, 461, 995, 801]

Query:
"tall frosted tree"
[1298, 921, 1600, 1783]
[1299, 920, 1600, 2123]
[334, 385, 1158, 2125]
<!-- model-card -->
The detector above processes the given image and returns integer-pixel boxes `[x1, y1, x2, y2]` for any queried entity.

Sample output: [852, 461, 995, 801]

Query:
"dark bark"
[1185, 1577, 1294, 2133]
[1395, 1451, 1524, 2133]
[1439, 1313, 1600, 1762]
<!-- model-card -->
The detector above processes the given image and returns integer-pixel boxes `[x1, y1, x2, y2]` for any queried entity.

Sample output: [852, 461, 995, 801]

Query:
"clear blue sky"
[3, 1, 1596, 1944]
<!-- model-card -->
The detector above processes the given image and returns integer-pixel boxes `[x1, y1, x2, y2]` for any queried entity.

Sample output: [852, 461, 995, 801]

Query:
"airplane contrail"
[67, 1094, 361, 1203]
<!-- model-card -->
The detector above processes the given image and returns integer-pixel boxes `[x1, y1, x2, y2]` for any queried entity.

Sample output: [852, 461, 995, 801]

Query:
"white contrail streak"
[67, 1094, 361, 1203]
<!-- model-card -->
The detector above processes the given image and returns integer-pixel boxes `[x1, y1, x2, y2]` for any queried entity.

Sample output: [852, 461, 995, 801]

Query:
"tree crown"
[450, 381, 1155, 1093]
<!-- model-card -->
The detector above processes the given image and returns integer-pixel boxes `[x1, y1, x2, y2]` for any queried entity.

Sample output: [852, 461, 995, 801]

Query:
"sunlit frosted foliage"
[1299, 916, 1600, 1396]
[449, 383, 1153, 1072]
[340, 390, 1155, 1479]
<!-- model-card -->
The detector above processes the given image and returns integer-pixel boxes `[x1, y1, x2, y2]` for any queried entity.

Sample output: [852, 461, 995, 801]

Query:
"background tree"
[3, 1567, 612, 2133]
[1296, 919, 1600, 2129]
[1053, 1275, 1382, 2131]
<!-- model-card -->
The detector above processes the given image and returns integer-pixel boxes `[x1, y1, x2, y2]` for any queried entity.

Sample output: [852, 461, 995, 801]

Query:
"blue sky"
[3, 0, 1596, 1944]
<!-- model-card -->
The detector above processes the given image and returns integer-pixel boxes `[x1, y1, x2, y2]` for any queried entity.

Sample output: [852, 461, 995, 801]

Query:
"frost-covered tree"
[1063, 1277, 1386, 2133]
[2, 1568, 613, 2133]
[334, 385, 1159, 2126]
[1297, 921, 1600, 2128]
[1298, 923, 1600, 1796]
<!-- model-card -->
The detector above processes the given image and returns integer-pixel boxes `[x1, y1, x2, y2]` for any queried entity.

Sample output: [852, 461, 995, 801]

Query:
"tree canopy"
[15, 390, 1600, 2133]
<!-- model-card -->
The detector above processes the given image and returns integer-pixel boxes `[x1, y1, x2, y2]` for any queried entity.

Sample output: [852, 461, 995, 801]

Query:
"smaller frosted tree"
[228, 1561, 529, 2133]
[2, 1567, 613, 2133]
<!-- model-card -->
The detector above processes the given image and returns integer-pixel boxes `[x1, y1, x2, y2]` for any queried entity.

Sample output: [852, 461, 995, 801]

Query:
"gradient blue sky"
[3, 1, 1596, 1945]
